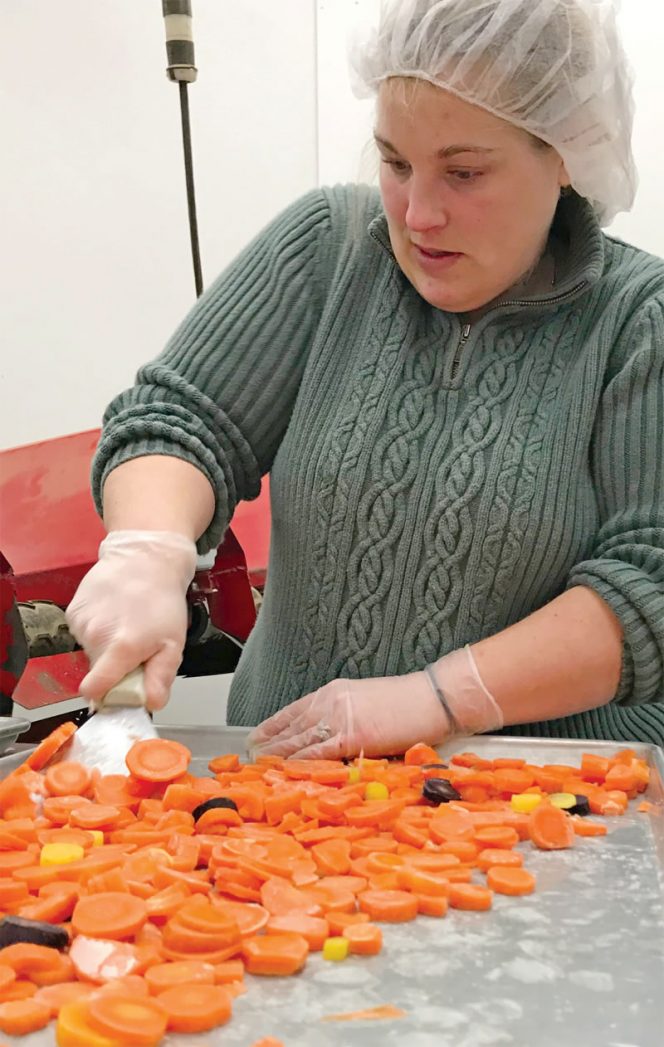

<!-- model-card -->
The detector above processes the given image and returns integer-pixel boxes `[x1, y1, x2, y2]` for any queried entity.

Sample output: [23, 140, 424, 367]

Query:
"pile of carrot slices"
[0, 732, 651, 1043]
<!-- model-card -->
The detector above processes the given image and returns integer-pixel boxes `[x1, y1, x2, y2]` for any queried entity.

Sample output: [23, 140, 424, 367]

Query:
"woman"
[68, 0, 664, 758]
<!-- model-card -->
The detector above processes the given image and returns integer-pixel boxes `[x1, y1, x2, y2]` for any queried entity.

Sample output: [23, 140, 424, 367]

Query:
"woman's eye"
[382, 159, 411, 175]
[450, 170, 482, 183]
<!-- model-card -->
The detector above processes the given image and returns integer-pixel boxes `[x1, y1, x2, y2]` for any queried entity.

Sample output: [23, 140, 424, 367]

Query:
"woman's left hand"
[246, 670, 451, 760]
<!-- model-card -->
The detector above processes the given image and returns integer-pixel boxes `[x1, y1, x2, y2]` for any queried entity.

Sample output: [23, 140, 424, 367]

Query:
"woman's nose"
[405, 178, 450, 234]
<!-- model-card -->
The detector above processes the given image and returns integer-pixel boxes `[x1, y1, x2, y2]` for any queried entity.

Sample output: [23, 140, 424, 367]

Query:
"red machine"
[0, 429, 271, 733]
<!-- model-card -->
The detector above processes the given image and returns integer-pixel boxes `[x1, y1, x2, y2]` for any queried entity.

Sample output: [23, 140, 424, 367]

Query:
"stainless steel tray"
[0, 715, 30, 754]
[3, 730, 664, 1047]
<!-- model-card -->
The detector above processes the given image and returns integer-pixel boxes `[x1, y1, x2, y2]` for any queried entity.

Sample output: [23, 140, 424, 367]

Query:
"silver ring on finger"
[314, 721, 333, 743]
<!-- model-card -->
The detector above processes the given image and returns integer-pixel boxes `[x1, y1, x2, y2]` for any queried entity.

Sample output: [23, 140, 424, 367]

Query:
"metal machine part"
[162, 0, 203, 297]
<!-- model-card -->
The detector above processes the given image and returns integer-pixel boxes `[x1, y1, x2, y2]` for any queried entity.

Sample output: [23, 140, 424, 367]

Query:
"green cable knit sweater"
[93, 186, 664, 744]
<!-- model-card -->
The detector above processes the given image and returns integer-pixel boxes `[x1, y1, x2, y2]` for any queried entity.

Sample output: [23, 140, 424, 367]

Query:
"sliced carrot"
[126, 739, 191, 783]
[70, 804, 122, 832]
[311, 838, 351, 876]
[0, 943, 63, 976]
[44, 761, 91, 798]
[155, 982, 231, 1033]
[474, 826, 519, 849]
[266, 914, 329, 951]
[0, 850, 36, 876]
[95, 975, 150, 999]
[38, 827, 95, 851]
[18, 887, 79, 924]
[92, 775, 141, 811]
[56, 998, 124, 1047]
[345, 922, 383, 955]
[177, 898, 240, 939]
[476, 848, 524, 873]
[448, 883, 493, 911]
[0, 996, 51, 1035]
[403, 743, 440, 766]
[72, 892, 148, 940]
[415, 893, 449, 917]
[86, 991, 168, 1045]
[35, 981, 94, 1017]
[428, 806, 475, 843]
[24, 722, 77, 772]
[208, 754, 241, 774]
[569, 816, 608, 837]
[492, 768, 536, 794]
[212, 960, 245, 984]
[486, 866, 536, 896]
[0, 879, 29, 908]
[528, 803, 575, 850]
[260, 877, 320, 917]
[0, 979, 37, 1003]
[580, 753, 610, 783]
[358, 889, 418, 923]
[326, 911, 370, 935]
[145, 883, 189, 922]
[395, 867, 450, 897]
[242, 932, 309, 976]
[30, 953, 76, 987]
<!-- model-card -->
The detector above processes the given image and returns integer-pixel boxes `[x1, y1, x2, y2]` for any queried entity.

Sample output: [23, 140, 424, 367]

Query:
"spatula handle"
[97, 668, 146, 710]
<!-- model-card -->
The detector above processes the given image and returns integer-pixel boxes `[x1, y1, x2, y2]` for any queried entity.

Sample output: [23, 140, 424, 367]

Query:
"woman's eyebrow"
[373, 134, 496, 159]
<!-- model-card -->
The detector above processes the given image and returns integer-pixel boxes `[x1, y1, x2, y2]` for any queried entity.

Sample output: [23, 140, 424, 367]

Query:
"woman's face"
[376, 80, 570, 313]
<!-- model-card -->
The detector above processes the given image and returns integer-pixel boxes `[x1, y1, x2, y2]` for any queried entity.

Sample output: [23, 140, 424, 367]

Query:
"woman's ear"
[558, 159, 572, 189]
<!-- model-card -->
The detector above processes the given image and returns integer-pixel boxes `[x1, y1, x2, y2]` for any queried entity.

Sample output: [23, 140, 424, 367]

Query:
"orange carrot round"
[486, 866, 536, 896]
[86, 991, 168, 1045]
[358, 889, 418, 923]
[156, 982, 232, 1032]
[72, 892, 148, 940]
[476, 848, 524, 871]
[448, 883, 493, 911]
[0, 996, 51, 1035]
[344, 922, 383, 955]
[126, 739, 191, 783]
[242, 933, 309, 976]
[528, 803, 575, 850]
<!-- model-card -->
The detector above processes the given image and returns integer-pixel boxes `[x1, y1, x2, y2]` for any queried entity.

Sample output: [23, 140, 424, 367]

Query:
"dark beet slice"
[422, 778, 461, 804]
[191, 796, 239, 822]
[570, 794, 591, 817]
[0, 916, 69, 950]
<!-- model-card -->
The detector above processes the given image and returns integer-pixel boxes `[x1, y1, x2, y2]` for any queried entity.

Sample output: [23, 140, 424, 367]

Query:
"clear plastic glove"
[247, 646, 504, 760]
[66, 530, 197, 711]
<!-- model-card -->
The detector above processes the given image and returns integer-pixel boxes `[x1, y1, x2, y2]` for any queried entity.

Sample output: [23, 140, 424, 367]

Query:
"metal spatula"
[68, 668, 158, 775]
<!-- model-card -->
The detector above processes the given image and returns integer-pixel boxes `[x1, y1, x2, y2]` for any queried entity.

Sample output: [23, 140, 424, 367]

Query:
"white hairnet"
[351, 0, 637, 225]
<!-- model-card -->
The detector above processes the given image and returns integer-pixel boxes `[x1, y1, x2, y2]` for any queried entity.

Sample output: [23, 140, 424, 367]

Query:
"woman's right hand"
[66, 530, 198, 710]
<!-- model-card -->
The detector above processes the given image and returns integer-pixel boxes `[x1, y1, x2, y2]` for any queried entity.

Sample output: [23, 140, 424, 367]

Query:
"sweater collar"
[367, 191, 606, 310]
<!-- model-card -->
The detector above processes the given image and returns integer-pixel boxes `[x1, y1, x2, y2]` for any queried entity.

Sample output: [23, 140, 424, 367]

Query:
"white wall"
[1, 0, 317, 449]
[316, 0, 664, 257]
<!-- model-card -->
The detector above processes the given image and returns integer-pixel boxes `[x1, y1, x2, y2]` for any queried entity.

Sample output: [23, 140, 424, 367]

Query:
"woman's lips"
[413, 245, 463, 270]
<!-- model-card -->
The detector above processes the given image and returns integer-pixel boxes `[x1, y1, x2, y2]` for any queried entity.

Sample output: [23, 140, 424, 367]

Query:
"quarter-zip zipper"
[499, 281, 588, 310]
[446, 281, 588, 384]
[450, 322, 471, 381]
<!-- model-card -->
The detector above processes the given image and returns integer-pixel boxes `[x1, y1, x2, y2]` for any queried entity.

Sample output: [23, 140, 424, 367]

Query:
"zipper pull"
[450, 323, 472, 381]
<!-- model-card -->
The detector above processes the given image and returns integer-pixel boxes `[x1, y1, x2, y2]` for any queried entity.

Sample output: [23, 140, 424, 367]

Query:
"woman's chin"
[405, 266, 486, 314]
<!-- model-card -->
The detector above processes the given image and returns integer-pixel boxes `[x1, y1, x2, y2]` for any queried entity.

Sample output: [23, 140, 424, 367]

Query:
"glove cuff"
[99, 529, 198, 588]
[427, 645, 504, 736]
